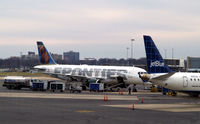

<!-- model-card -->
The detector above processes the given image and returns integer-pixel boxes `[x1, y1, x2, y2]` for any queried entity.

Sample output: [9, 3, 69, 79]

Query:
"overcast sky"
[0, 0, 200, 59]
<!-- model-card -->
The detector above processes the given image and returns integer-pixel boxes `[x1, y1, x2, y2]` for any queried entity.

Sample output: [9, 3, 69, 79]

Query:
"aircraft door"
[183, 76, 188, 87]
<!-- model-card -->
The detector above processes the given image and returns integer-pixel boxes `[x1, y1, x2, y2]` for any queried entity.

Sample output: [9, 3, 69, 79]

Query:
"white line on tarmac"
[0, 92, 138, 100]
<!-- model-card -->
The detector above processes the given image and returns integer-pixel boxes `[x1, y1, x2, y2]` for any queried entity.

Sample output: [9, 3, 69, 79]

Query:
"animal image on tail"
[37, 41, 56, 64]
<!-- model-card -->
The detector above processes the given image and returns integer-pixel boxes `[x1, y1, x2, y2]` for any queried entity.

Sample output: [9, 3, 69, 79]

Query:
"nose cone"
[140, 74, 151, 82]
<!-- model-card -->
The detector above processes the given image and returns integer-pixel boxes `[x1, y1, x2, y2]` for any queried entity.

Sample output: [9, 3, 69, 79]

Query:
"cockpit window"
[138, 72, 148, 75]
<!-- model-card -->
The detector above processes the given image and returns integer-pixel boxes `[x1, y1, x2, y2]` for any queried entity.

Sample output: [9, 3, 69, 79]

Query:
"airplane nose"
[140, 74, 151, 82]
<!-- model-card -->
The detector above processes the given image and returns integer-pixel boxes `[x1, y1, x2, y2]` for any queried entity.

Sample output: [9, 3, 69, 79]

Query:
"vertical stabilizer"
[37, 41, 56, 64]
[143, 35, 172, 74]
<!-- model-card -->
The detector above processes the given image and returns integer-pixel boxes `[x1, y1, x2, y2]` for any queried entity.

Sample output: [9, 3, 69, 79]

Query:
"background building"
[187, 57, 200, 72]
[164, 58, 185, 72]
[63, 51, 79, 62]
[21, 51, 38, 60]
[51, 53, 62, 62]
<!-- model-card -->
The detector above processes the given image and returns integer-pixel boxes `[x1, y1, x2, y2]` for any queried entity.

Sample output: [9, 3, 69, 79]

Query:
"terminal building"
[187, 57, 200, 72]
[164, 58, 185, 72]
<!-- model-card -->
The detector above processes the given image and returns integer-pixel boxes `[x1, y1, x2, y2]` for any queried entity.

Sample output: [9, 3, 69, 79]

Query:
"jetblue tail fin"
[143, 35, 172, 74]
[37, 41, 56, 64]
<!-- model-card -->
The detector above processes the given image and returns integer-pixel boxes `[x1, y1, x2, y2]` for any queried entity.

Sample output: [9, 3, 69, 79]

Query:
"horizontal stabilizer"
[151, 72, 175, 81]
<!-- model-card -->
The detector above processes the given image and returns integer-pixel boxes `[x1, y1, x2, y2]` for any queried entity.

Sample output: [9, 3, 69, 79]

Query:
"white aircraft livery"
[143, 35, 200, 97]
[34, 42, 147, 88]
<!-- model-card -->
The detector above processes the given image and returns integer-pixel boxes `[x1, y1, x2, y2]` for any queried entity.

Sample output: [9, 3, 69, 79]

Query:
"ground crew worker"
[128, 86, 131, 95]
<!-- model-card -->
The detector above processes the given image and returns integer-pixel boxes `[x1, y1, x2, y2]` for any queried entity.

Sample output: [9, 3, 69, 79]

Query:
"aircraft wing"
[49, 73, 105, 81]
[110, 74, 126, 79]
[46, 71, 127, 83]
[150, 72, 175, 81]
[66, 74, 104, 80]
[64, 72, 127, 80]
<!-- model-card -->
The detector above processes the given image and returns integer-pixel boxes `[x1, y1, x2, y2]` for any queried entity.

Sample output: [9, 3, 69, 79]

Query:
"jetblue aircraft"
[34, 42, 147, 88]
[143, 35, 200, 97]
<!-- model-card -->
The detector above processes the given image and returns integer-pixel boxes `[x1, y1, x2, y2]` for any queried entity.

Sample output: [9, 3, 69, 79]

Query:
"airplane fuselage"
[34, 64, 146, 85]
[151, 72, 200, 92]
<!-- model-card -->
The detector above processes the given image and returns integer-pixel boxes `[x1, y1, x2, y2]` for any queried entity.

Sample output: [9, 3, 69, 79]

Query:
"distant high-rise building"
[63, 51, 79, 62]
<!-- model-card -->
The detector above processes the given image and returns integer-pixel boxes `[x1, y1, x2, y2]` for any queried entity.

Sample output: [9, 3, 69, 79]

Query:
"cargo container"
[89, 83, 104, 92]
[50, 82, 65, 92]
[31, 79, 47, 91]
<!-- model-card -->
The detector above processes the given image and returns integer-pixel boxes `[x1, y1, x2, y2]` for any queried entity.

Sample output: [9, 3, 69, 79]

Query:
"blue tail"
[37, 41, 56, 64]
[143, 35, 172, 74]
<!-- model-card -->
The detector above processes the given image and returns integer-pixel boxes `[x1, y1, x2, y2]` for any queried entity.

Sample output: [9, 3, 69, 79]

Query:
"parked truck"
[3, 76, 32, 90]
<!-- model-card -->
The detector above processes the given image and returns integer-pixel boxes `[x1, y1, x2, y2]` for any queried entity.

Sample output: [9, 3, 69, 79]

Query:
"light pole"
[126, 47, 129, 60]
[131, 39, 134, 59]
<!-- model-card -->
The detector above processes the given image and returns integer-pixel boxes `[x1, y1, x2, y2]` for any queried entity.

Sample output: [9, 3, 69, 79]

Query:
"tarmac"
[0, 81, 200, 124]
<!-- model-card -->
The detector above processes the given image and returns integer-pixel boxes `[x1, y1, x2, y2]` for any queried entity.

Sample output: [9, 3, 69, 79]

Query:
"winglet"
[37, 41, 56, 64]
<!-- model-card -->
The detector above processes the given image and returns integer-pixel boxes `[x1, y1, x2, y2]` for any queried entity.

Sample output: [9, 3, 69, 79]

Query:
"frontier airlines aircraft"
[34, 42, 147, 88]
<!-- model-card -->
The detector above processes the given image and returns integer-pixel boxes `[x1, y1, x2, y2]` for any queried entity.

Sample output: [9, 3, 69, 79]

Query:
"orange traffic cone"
[104, 94, 108, 101]
[141, 98, 143, 103]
